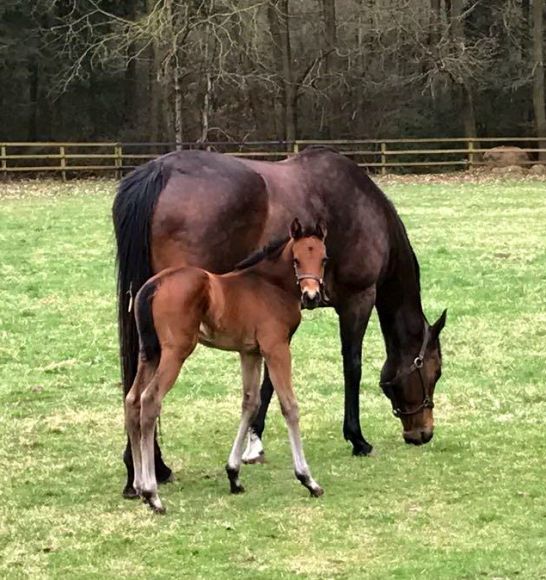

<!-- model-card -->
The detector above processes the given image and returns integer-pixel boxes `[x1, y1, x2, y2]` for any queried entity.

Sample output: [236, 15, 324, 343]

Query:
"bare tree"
[532, 0, 546, 159]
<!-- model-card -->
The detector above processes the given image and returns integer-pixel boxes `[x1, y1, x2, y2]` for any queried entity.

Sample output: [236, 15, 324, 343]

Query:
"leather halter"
[380, 324, 434, 417]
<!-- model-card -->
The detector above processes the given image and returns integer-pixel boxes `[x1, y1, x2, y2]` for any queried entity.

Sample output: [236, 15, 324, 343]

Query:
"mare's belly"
[198, 323, 257, 353]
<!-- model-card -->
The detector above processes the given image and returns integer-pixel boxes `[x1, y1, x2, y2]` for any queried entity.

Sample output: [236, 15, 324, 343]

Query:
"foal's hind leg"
[140, 344, 194, 513]
[125, 360, 155, 498]
[263, 343, 323, 497]
[226, 353, 262, 494]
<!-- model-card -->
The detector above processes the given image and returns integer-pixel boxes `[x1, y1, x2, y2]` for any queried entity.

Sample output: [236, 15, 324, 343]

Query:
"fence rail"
[0, 138, 544, 178]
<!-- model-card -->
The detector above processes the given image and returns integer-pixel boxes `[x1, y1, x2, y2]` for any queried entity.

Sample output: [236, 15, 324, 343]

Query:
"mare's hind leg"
[263, 343, 323, 497]
[140, 344, 194, 513]
[125, 360, 156, 498]
[226, 353, 262, 494]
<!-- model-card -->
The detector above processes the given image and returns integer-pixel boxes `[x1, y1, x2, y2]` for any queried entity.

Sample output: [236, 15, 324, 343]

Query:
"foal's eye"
[293, 259, 300, 267]
[322, 256, 329, 265]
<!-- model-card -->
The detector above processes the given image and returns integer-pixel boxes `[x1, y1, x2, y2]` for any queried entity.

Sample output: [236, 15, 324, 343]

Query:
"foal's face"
[290, 219, 328, 310]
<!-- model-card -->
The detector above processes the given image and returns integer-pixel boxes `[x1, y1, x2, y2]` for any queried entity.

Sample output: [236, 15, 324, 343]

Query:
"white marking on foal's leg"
[226, 410, 255, 493]
[242, 429, 265, 464]
[286, 417, 323, 498]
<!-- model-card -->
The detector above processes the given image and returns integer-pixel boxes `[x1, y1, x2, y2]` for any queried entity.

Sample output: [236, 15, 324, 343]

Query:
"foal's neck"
[248, 241, 300, 298]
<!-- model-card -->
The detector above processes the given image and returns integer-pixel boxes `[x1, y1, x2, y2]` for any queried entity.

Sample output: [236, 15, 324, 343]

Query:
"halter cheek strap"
[380, 324, 434, 417]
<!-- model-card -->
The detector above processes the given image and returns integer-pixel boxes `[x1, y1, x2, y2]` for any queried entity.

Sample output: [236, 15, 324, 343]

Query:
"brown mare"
[113, 146, 447, 499]
[126, 219, 327, 512]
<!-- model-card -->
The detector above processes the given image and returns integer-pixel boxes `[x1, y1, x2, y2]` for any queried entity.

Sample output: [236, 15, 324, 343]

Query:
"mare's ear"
[315, 220, 327, 240]
[290, 217, 303, 239]
[430, 309, 447, 341]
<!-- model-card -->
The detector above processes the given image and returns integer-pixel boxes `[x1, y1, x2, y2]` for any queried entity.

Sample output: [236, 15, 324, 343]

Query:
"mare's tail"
[112, 160, 165, 395]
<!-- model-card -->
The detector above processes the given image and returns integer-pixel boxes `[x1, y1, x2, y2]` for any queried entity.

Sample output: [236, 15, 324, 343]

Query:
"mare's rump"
[151, 151, 270, 274]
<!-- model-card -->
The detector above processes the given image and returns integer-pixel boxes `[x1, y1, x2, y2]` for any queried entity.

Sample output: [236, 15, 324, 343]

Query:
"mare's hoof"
[242, 452, 265, 465]
[352, 442, 374, 456]
[122, 485, 139, 500]
[310, 486, 324, 498]
[157, 466, 174, 484]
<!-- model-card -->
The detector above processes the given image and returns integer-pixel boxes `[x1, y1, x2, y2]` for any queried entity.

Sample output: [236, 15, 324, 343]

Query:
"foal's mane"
[234, 237, 290, 271]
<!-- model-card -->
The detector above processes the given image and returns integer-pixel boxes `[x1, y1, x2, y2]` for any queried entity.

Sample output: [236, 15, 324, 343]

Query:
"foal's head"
[289, 218, 328, 310]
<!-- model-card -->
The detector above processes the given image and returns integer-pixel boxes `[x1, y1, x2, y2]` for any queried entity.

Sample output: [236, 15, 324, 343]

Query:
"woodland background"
[1, 0, 545, 145]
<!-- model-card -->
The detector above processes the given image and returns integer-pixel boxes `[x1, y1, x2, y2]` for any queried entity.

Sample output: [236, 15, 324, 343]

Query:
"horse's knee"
[243, 389, 261, 414]
[140, 389, 161, 429]
[281, 402, 299, 424]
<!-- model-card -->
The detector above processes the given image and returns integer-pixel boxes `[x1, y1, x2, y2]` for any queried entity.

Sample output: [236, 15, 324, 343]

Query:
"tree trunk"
[532, 0, 546, 160]
[267, 1, 286, 139]
[321, 0, 337, 137]
[451, 0, 478, 143]
[122, 0, 138, 135]
[27, 59, 39, 141]
[269, 0, 297, 141]
[165, 0, 183, 147]
[146, 0, 161, 142]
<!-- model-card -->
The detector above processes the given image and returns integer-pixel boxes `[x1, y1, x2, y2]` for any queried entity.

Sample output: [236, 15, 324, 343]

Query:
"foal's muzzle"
[301, 291, 321, 309]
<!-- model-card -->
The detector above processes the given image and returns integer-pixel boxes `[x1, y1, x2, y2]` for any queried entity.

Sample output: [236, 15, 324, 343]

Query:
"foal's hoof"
[141, 491, 166, 514]
[122, 485, 139, 500]
[309, 486, 324, 498]
[147, 502, 166, 515]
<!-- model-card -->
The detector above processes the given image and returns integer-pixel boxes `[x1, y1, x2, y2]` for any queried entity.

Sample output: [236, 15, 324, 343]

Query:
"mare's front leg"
[226, 353, 263, 493]
[263, 343, 323, 497]
[242, 364, 273, 464]
[140, 346, 191, 513]
[336, 288, 376, 456]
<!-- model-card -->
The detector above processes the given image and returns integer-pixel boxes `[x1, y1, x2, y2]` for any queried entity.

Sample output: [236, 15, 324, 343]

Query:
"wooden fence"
[0, 137, 545, 179]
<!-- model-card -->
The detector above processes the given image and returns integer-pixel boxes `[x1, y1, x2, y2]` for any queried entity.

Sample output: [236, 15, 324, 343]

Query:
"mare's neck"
[376, 243, 425, 360]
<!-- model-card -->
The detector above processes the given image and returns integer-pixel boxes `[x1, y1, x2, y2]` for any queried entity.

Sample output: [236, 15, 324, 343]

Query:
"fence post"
[380, 142, 387, 175]
[59, 146, 67, 181]
[115, 144, 123, 179]
[292, 141, 299, 155]
[467, 139, 475, 168]
[1, 145, 6, 177]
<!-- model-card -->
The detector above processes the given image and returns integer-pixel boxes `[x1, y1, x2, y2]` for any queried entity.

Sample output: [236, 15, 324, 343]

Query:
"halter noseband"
[380, 324, 434, 418]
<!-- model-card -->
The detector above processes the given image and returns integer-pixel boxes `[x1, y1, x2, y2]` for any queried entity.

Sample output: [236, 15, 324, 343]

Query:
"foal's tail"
[112, 159, 166, 396]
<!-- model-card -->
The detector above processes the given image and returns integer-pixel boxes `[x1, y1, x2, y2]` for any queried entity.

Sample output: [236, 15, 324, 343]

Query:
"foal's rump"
[135, 267, 211, 360]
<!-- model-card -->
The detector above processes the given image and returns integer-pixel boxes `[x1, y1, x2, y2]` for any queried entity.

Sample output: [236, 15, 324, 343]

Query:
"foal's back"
[138, 265, 300, 356]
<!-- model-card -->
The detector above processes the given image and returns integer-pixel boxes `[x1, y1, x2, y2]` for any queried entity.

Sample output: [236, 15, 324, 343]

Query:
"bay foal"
[125, 219, 327, 513]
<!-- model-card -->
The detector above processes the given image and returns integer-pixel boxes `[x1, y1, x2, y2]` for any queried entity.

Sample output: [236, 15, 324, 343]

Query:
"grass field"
[1, 175, 545, 579]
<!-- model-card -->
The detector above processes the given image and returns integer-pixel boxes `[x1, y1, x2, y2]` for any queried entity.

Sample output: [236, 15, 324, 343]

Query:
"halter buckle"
[414, 356, 424, 369]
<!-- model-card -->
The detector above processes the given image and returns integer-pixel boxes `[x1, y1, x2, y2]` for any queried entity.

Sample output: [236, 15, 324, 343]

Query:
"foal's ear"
[315, 220, 327, 240]
[290, 217, 303, 239]
[430, 309, 447, 341]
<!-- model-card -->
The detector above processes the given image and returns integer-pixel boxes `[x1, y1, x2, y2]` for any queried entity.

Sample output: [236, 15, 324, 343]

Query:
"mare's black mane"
[234, 237, 290, 271]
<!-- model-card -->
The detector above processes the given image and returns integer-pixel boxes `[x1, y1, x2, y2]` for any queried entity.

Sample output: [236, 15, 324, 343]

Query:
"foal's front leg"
[263, 343, 323, 497]
[225, 353, 262, 494]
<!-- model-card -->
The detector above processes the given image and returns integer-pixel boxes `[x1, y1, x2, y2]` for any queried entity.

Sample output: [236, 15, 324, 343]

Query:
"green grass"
[1, 176, 545, 579]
